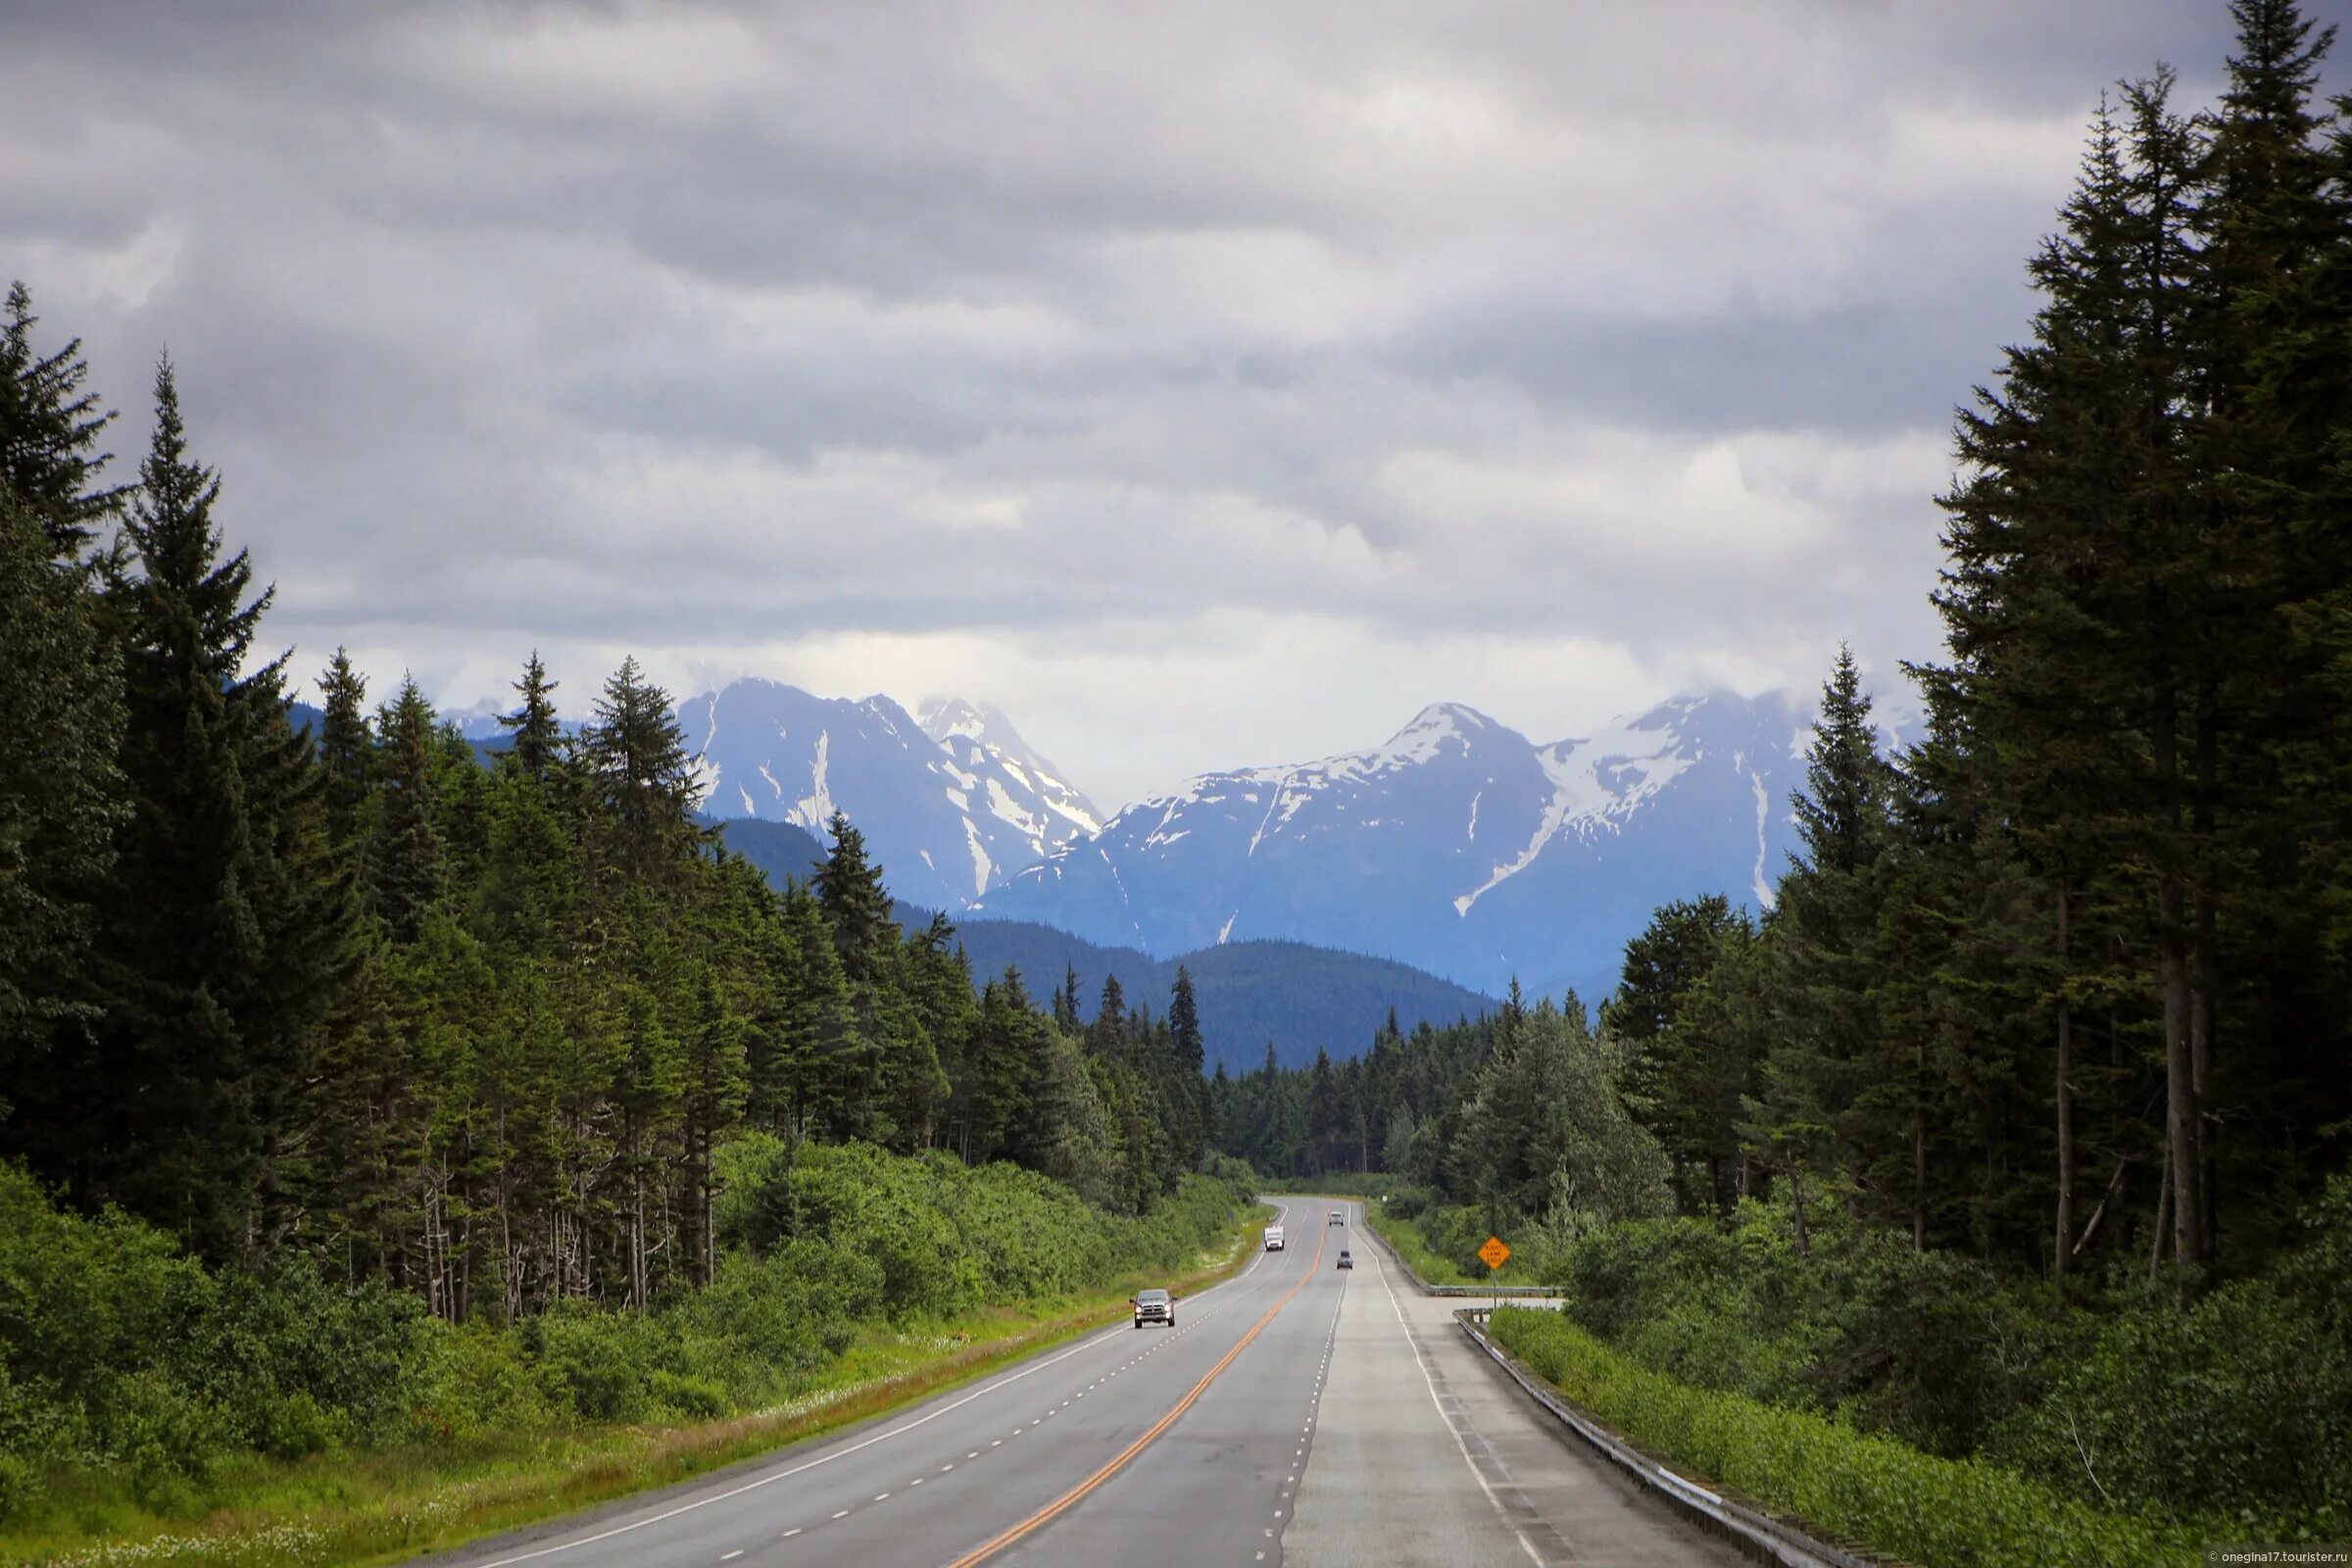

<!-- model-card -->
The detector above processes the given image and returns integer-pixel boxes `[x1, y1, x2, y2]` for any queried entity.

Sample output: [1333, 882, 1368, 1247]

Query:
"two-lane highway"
[426, 1198, 1742, 1567]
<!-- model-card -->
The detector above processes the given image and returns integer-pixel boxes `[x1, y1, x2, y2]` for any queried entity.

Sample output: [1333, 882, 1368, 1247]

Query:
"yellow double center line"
[943, 1216, 1330, 1567]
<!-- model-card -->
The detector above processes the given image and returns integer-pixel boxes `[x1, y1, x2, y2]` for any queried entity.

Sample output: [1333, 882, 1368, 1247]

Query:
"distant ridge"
[710, 819, 1491, 1069]
[973, 690, 1814, 1000]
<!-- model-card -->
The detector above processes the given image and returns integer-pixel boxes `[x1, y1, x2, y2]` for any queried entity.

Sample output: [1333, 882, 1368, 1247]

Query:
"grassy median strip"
[0, 1203, 1275, 1568]
[1353, 1201, 1475, 1287]
[1487, 1307, 2208, 1568]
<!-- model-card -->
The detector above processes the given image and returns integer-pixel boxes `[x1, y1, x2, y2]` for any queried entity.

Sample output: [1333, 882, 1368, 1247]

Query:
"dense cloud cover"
[0, 0, 2230, 807]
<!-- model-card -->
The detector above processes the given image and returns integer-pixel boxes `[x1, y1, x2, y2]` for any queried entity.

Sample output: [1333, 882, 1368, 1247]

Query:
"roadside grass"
[0, 1203, 1276, 1568]
[1353, 1201, 1476, 1287]
[1488, 1306, 2209, 1568]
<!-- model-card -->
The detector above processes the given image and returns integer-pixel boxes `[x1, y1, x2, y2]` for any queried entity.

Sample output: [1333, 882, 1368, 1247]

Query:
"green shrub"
[0, 1448, 40, 1527]
[0, 1140, 1256, 1524]
[1490, 1307, 2201, 1568]
[650, 1372, 729, 1422]
[1538, 1182, 2352, 1534]
[530, 1302, 668, 1424]
[103, 1368, 226, 1500]
[1985, 1185, 2352, 1537]
[404, 1320, 552, 1445]
[1545, 1202, 2076, 1458]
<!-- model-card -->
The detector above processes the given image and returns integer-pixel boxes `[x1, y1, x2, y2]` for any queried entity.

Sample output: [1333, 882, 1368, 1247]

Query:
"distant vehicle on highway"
[1330, 1209, 1345, 1225]
[1337, 1249, 1352, 1269]
[1132, 1288, 1174, 1328]
[1264, 1225, 1286, 1250]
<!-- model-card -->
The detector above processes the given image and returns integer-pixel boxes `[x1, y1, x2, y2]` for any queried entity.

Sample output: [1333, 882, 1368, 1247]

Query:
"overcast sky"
[2, 1, 2248, 808]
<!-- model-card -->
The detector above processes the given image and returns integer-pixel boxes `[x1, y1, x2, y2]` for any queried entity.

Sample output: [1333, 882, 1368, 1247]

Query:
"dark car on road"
[1336, 1250, 1352, 1269]
[1132, 1287, 1174, 1328]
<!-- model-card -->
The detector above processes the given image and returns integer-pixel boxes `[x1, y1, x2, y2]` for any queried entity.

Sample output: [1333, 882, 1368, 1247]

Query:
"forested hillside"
[711, 818, 1495, 1069]
[1219, 4, 2352, 1545]
[0, 285, 1239, 1540]
[933, 924, 1493, 1072]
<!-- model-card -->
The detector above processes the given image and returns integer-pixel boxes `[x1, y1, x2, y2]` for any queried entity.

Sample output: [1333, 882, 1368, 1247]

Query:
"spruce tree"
[1753, 648, 1895, 1227]
[370, 676, 447, 942]
[500, 650, 564, 781]
[1168, 964, 1207, 1168]
[1090, 973, 1128, 1061]
[580, 656, 702, 879]
[0, 484, 124, 1127]
[317, 648, 370, 837]
[0, 281, 128, 559]
[82, 358, 351, 1258]
[679, 967, 748, 1287]
[2184, 0, 2342, 1267]
[813, 810, 894, 984]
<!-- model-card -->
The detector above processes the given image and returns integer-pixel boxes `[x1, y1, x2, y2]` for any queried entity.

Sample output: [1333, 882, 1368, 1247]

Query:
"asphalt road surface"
[426, 1199, 1743, 1568]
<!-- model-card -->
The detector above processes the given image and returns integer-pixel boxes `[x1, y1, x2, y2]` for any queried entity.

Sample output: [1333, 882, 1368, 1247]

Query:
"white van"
[1263, 1224, 1286, 1251]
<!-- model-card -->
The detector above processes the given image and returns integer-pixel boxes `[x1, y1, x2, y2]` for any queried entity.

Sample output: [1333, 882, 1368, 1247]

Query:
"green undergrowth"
[0, 1150, 1269, 1566]
[1353, 1195, 1477, 1286]
[1490, 1306, 2216, 1568]
[1540, 1187, 2352, 1540]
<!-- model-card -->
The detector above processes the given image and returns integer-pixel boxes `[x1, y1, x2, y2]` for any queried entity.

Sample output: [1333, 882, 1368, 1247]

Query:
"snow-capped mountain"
[915, 699, 1102, 850]
[965, 692, 1816, 1001]
[674, 679, 1102, 911]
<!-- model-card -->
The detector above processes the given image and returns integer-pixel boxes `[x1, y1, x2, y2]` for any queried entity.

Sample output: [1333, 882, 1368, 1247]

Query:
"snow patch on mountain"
[677, 679, 1105, 912]
[969, 688, 1819, 1001]
[792, 731, 836, 827]
[962, 816, 992, 897]
[1749, 765, 1775, 907]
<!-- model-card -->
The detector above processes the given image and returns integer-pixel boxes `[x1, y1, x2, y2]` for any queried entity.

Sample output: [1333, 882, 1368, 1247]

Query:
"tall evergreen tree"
[79, 359, 351, 1258]
[580, 657, 701, 879]
[0, 484, 124, 1122]
[1091, 974, 1128, 1061]
[370, 676, 447, 942]
[812, 811, 894, 984]
[317, 648, 370, 837]
[1752, 648, 1896, 1232]
[0, 280, 127, 559]
[499, 650, 564, 782]
[1167, 964, 1207, 1169]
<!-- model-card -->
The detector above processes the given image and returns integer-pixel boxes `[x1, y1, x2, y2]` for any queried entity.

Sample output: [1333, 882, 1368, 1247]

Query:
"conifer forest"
[3, 2, 2352, 1563]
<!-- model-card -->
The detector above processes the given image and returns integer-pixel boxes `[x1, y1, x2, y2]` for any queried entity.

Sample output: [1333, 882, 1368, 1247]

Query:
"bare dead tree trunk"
[2072, 1154, 2132, 1258]
[2192, 902, 2218, 1264]
[2055, 885, 2075, 1279]
[1913, 1032, 1928, 1252]
[2154, 695, 2202, 1275]
[629, 1151, 649, 1312]
[1787, 1152, 1811, 1257]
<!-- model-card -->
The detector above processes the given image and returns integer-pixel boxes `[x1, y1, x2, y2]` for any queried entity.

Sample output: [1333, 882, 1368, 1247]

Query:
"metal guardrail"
[1454, 1310, 1887, 1568]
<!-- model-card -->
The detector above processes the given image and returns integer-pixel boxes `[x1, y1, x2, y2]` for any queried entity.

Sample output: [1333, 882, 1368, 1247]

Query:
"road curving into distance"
[422, 1199, 1742, 1568]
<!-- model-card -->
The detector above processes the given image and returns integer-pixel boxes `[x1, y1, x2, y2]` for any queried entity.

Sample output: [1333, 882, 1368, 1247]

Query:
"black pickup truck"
[1132, 1287, 1175, 1328]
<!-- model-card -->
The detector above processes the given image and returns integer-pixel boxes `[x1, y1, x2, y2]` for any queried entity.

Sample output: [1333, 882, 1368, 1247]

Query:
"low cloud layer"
[1, 0, 2234, 807]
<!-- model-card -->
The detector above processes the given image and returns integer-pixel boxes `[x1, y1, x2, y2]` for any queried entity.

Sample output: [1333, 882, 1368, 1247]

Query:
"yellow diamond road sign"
[1478, 1236, 1511, 1271]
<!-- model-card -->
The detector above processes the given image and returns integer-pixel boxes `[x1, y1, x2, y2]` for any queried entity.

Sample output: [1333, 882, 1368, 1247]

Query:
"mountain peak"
[1379, 702, 1498, 758]
[917, 696, 991, 744]
[1400, 701, 1494, 732]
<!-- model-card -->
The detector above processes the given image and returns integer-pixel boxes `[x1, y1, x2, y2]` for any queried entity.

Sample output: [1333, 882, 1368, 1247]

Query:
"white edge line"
[467, 1200, 1297, 1568]
[1366, 1203, 1546, 1568]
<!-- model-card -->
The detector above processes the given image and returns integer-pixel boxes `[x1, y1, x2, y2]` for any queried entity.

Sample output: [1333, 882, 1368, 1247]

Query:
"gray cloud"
[0, 0, 2249, 807]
